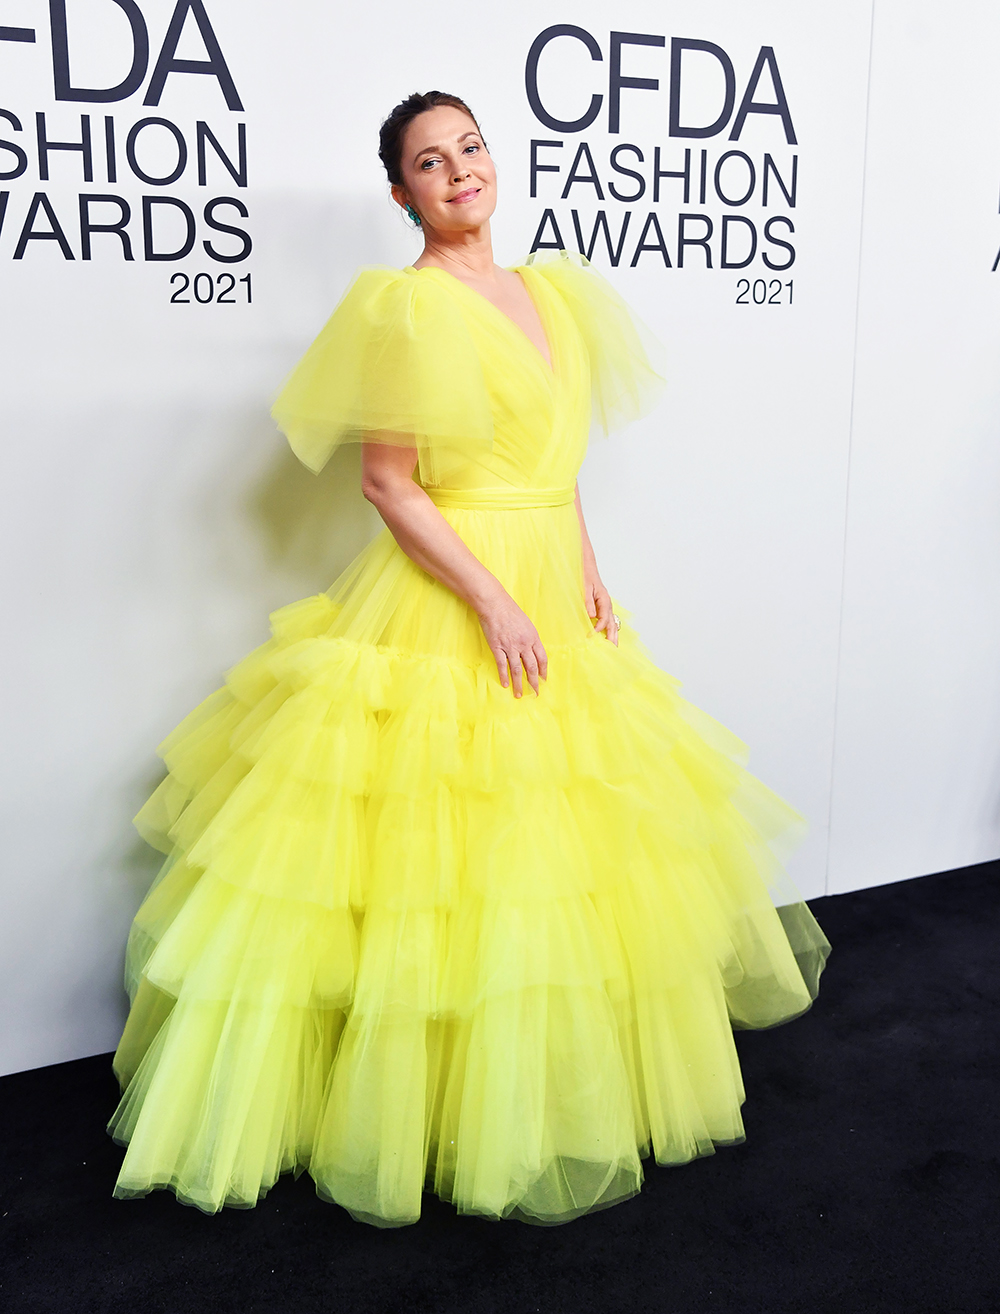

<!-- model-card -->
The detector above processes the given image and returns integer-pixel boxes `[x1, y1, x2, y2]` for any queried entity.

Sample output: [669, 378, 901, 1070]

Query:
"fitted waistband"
[425, 485, 576, 510]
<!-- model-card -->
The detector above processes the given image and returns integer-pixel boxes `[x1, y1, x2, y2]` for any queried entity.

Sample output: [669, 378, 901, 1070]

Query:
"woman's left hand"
[585, 574, 619, 647]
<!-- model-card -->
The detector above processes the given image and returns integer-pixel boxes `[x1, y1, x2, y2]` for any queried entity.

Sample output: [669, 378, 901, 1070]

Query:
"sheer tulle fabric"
[110, 251, 829, 1226]
[270, 250, 666, 483]
[270, 262, 495, 485]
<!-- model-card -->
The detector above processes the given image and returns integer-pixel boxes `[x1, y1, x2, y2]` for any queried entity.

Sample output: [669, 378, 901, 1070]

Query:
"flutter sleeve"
[271, 266, 494, 483]
[525, 249, 666, 435]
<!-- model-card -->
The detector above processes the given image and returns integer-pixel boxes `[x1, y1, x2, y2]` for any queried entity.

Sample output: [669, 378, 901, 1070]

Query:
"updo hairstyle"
[378, 90, 483, 186]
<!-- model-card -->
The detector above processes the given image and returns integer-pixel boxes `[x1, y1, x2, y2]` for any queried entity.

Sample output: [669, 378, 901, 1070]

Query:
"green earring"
[405, 203, 421, 227]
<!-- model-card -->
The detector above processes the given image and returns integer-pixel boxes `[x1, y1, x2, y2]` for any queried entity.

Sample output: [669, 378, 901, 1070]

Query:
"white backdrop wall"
[0, 0, 997, 1076]
[827, 0, 1000, 893]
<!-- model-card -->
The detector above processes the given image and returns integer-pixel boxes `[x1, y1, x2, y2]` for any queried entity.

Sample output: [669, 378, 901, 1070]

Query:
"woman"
[109, 90, 830, 1228]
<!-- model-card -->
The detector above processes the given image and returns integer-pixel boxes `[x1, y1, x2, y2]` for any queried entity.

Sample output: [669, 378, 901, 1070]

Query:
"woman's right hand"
[477, 594, 548, 697]
[360, 447, 547, 696]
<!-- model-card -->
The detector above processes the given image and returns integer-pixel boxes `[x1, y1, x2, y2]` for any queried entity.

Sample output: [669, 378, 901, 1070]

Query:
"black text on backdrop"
[0, 0, 250, 269]
[525, 26, 798, 273]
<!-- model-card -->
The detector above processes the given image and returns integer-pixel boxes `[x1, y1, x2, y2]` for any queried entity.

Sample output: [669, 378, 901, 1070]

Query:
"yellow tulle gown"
[108, 249, 830, 1227]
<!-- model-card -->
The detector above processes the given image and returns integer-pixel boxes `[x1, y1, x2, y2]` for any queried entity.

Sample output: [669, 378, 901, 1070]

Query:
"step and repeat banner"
[1, 0, 998, 1073]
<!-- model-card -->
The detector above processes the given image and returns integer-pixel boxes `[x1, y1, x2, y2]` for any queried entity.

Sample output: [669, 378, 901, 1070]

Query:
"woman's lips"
[448, 187, 481, 203]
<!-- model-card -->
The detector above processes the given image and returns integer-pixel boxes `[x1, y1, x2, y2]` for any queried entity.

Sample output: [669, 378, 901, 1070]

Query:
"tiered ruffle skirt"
[110, 503, 829, 1225]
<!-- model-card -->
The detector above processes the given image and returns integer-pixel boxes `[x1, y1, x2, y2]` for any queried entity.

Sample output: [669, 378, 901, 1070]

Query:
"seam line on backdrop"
[824, 0, 879, 898]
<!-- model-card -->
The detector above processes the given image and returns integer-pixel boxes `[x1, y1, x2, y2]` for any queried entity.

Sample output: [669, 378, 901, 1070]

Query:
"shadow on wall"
[247, 438, 383, 589]
[108, 445, 382, 1037]
[16, 195, 416, 1076]
[244, 189, 414, 589]
[113, 193, 399, 997]
[120, 772, 171, 903]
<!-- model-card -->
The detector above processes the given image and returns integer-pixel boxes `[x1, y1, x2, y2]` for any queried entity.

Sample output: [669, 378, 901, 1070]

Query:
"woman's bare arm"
[361, 441, 548, 696]
[574, 482, 619, 646]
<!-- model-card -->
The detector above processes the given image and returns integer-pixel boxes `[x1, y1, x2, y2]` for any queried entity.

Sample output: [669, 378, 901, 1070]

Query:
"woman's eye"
[464, 144, 479, 154]
[420, 158, 439, 170]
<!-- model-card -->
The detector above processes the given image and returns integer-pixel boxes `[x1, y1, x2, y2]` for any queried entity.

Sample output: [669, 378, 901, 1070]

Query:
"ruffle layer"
[526, 250, 667, 437]
[112, 591, 829, 1225]
[271, 266, 495, 484]
[269, 251, 665, 486]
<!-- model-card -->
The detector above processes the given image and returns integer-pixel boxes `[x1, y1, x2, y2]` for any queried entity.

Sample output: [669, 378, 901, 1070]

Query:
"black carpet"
[1, 862, 997, 1314]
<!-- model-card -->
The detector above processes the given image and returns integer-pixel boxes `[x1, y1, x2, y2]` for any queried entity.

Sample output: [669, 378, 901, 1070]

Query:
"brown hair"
[378, 91, 483, 186]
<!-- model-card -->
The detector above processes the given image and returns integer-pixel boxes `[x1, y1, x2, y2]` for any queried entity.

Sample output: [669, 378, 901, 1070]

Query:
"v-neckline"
[408, 263, 555, 377]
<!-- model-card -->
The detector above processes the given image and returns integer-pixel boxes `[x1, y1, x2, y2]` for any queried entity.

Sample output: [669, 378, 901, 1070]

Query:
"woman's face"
[393, 105, 496, 234]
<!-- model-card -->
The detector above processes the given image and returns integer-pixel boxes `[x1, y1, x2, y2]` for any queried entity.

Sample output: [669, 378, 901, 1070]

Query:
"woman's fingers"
[495, 643, 547, 697]
[534, 641, 548, 683]
[479, 601, 547, 697]
[592, 590, 619, 646]
[493, 647, 510, 688]
[521, 648, 540, 697]
[508, 653, 524, 698]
